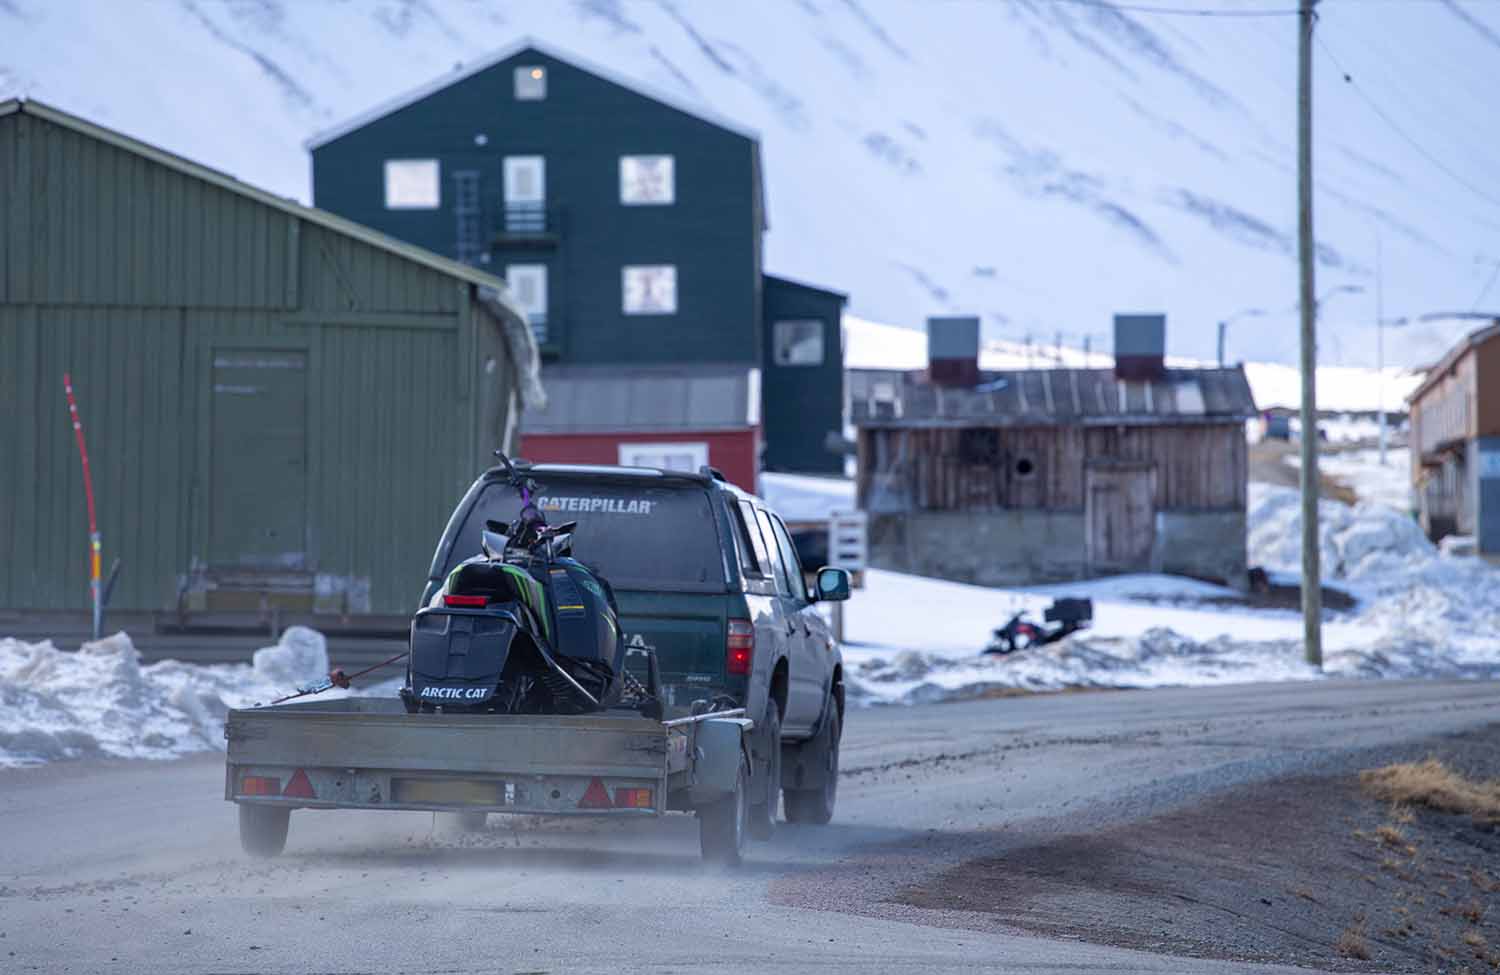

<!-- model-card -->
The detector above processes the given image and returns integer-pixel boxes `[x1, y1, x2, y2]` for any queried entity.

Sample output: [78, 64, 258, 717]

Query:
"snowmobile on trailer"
[223, 453, 758, 864]
[401, 453, 651, 718]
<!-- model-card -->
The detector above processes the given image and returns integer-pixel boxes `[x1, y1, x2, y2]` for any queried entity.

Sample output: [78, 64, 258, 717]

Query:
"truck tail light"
[726, 619, 754, 676]
[614, 787, 653, 809]
[443, 594, 488, 608]
[241, 775, 279, 796]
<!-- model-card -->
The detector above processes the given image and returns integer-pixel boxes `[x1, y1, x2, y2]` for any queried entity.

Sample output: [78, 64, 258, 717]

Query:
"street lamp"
[1217, 307, 1267, 366]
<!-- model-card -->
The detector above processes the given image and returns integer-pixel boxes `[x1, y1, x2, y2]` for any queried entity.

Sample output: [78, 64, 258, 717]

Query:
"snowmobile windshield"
[446, 477, 728, 593]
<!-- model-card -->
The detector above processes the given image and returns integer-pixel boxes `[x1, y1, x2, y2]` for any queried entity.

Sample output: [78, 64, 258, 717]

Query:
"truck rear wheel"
[239, 804, 290, 858]
[747, 700, 781, 841]
[699, 756, 748, 866]
[784, 704, 840, 825]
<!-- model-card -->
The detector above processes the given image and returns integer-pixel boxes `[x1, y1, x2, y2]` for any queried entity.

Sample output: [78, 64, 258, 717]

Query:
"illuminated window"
[620, 155, 675, 205]
[622, 265, 677, 315]
[772, 320, 824, 366]
[514, 65, 546, 100]
[383, 159, 440, 209]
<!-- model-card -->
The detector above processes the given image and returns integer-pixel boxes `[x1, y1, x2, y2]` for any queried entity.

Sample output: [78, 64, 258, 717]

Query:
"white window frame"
[619, 154, 676, 205]
[383, 159, 440, 210]
[503, 156, 546, 205]
[618, 441, 709, 473]
[622, 264, 678, 315]
[514, 65, 547, 100]
[772, 319, 826, 366]
[505, 264, 547, 320]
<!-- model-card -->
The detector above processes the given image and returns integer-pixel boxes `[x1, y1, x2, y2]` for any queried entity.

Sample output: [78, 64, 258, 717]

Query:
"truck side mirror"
[815, 567, 851, 602]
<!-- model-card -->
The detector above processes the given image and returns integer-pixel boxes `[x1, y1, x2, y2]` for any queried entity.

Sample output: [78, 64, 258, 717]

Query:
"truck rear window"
[444, 478, 727, 592]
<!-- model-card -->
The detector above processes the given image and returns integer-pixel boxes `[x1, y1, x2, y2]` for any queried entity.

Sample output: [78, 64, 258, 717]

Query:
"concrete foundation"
[1152, 510, 1248, 585]
[869, 508, 1247, 588]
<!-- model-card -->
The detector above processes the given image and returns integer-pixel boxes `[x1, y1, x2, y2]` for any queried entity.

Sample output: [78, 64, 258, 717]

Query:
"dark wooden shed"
[850, 366, 1258, 586]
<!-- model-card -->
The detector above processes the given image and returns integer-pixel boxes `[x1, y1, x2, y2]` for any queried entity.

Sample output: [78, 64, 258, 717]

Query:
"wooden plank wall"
[858, 424, 1247, 512]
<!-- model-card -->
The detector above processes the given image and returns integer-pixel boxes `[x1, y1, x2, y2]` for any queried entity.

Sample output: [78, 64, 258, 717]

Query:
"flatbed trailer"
[224, 698, 757, 864]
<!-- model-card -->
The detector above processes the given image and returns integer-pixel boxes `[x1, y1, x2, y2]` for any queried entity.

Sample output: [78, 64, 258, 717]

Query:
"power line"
[1314, 31, 1500, 210]
[1474, 261, 1500, 310]
[1029, 0, 1299, 16]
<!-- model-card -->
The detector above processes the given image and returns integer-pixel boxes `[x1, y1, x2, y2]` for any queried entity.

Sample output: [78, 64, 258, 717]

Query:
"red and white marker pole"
[63, 373, 102, 641]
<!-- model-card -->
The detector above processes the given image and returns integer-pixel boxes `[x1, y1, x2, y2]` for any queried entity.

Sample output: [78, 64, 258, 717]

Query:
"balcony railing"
[491, 202, 562, 246]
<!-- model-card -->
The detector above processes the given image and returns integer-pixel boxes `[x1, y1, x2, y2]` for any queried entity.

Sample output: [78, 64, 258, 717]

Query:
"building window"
[620, 155, 675, 205]
[618, 441, 707, 473]
[505, 264, 548, 344]
[772, 320, 825, 366]
[502, 156, 546, 232]
[383, 159, 440, 209]
[622, 265, 677, 315]
[958, 429, 1000, 465]
[514, 65, 546, 100]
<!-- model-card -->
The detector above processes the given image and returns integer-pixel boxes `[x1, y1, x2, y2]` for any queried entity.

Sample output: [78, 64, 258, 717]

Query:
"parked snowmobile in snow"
[400, 452, 642, 716]
[983, 597, 1093, 655]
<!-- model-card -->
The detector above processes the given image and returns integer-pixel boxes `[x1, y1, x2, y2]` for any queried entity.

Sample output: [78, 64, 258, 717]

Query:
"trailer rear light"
[726, 619, 754, 676]
[240, 775, 279, 796]
[281, 768, 316, 799]
[614, 787, 653, 809]
[443, 594, 488, 608]
[578, 777, 613, 810]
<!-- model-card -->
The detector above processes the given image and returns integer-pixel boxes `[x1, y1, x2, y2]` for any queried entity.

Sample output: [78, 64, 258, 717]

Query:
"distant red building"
[518, 364, 761, 491]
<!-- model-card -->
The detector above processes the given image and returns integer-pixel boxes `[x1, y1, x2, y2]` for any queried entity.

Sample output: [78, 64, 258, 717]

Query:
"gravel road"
[2, 678, 1497, 974]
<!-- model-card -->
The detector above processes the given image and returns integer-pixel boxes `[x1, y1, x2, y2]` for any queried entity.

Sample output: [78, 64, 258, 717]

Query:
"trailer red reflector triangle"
[577, 777, 612, 809]
[282, 768, 316, 799]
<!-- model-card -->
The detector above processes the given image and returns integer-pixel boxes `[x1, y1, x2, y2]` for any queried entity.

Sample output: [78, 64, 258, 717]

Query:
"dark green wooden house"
[0, 99, 542, 625]
[308, 38, 845, 476]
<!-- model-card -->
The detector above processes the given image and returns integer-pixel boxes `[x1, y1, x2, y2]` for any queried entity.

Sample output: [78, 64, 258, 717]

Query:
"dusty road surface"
[3, 679, 1498, 974]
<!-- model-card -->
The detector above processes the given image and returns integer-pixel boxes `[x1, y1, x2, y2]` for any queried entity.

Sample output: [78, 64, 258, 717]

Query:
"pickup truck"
[226, 462, 850, 862]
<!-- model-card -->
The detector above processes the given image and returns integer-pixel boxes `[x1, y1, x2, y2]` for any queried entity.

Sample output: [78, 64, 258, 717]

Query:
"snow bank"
[0, 627, 391, 768]
[841, 485, 1500, 706]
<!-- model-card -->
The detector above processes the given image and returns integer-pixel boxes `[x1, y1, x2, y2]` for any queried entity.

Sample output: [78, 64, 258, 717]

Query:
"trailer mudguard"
[689, 716, 754, 804]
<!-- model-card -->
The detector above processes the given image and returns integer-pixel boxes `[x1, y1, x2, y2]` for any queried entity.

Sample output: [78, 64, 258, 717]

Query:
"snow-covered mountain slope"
[3, 0, 1497, 368]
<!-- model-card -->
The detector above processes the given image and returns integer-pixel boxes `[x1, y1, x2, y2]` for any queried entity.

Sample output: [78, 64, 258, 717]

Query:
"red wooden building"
[519, 364, 761, 491]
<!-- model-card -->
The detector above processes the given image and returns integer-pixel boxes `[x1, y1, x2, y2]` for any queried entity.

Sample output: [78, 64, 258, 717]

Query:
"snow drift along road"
[0, 627, 392, 768]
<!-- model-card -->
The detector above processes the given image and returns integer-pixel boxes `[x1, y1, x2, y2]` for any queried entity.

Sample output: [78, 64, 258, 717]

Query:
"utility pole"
[1055, 330, 1064, 364]
[1297, 0, 1322, 669]
[1376, 231, 1387, 465]
[1217, 321, 1227, 367]
[1084, 335, 1092, 367]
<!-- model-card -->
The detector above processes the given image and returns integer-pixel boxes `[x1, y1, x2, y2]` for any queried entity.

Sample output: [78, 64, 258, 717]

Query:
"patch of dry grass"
[1337, 917, 1372, 960]
[1361, 759, 1500, 823]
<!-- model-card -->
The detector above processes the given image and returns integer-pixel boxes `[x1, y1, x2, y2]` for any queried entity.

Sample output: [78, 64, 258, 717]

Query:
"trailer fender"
[689, 716, 754, 806]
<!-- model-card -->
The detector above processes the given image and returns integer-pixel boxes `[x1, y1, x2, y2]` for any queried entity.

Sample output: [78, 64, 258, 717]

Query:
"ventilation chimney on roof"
[928, 316, 980, 387]
[1113, 313, 1166, 381]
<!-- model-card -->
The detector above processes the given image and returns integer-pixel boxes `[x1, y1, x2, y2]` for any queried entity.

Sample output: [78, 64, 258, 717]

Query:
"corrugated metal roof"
[523, 364, 761, 434]
[850, 367, 1257, 428]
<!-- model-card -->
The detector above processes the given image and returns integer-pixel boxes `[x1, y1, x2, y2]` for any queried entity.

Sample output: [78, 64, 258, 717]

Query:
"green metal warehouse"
[0, 99, 543, 632]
